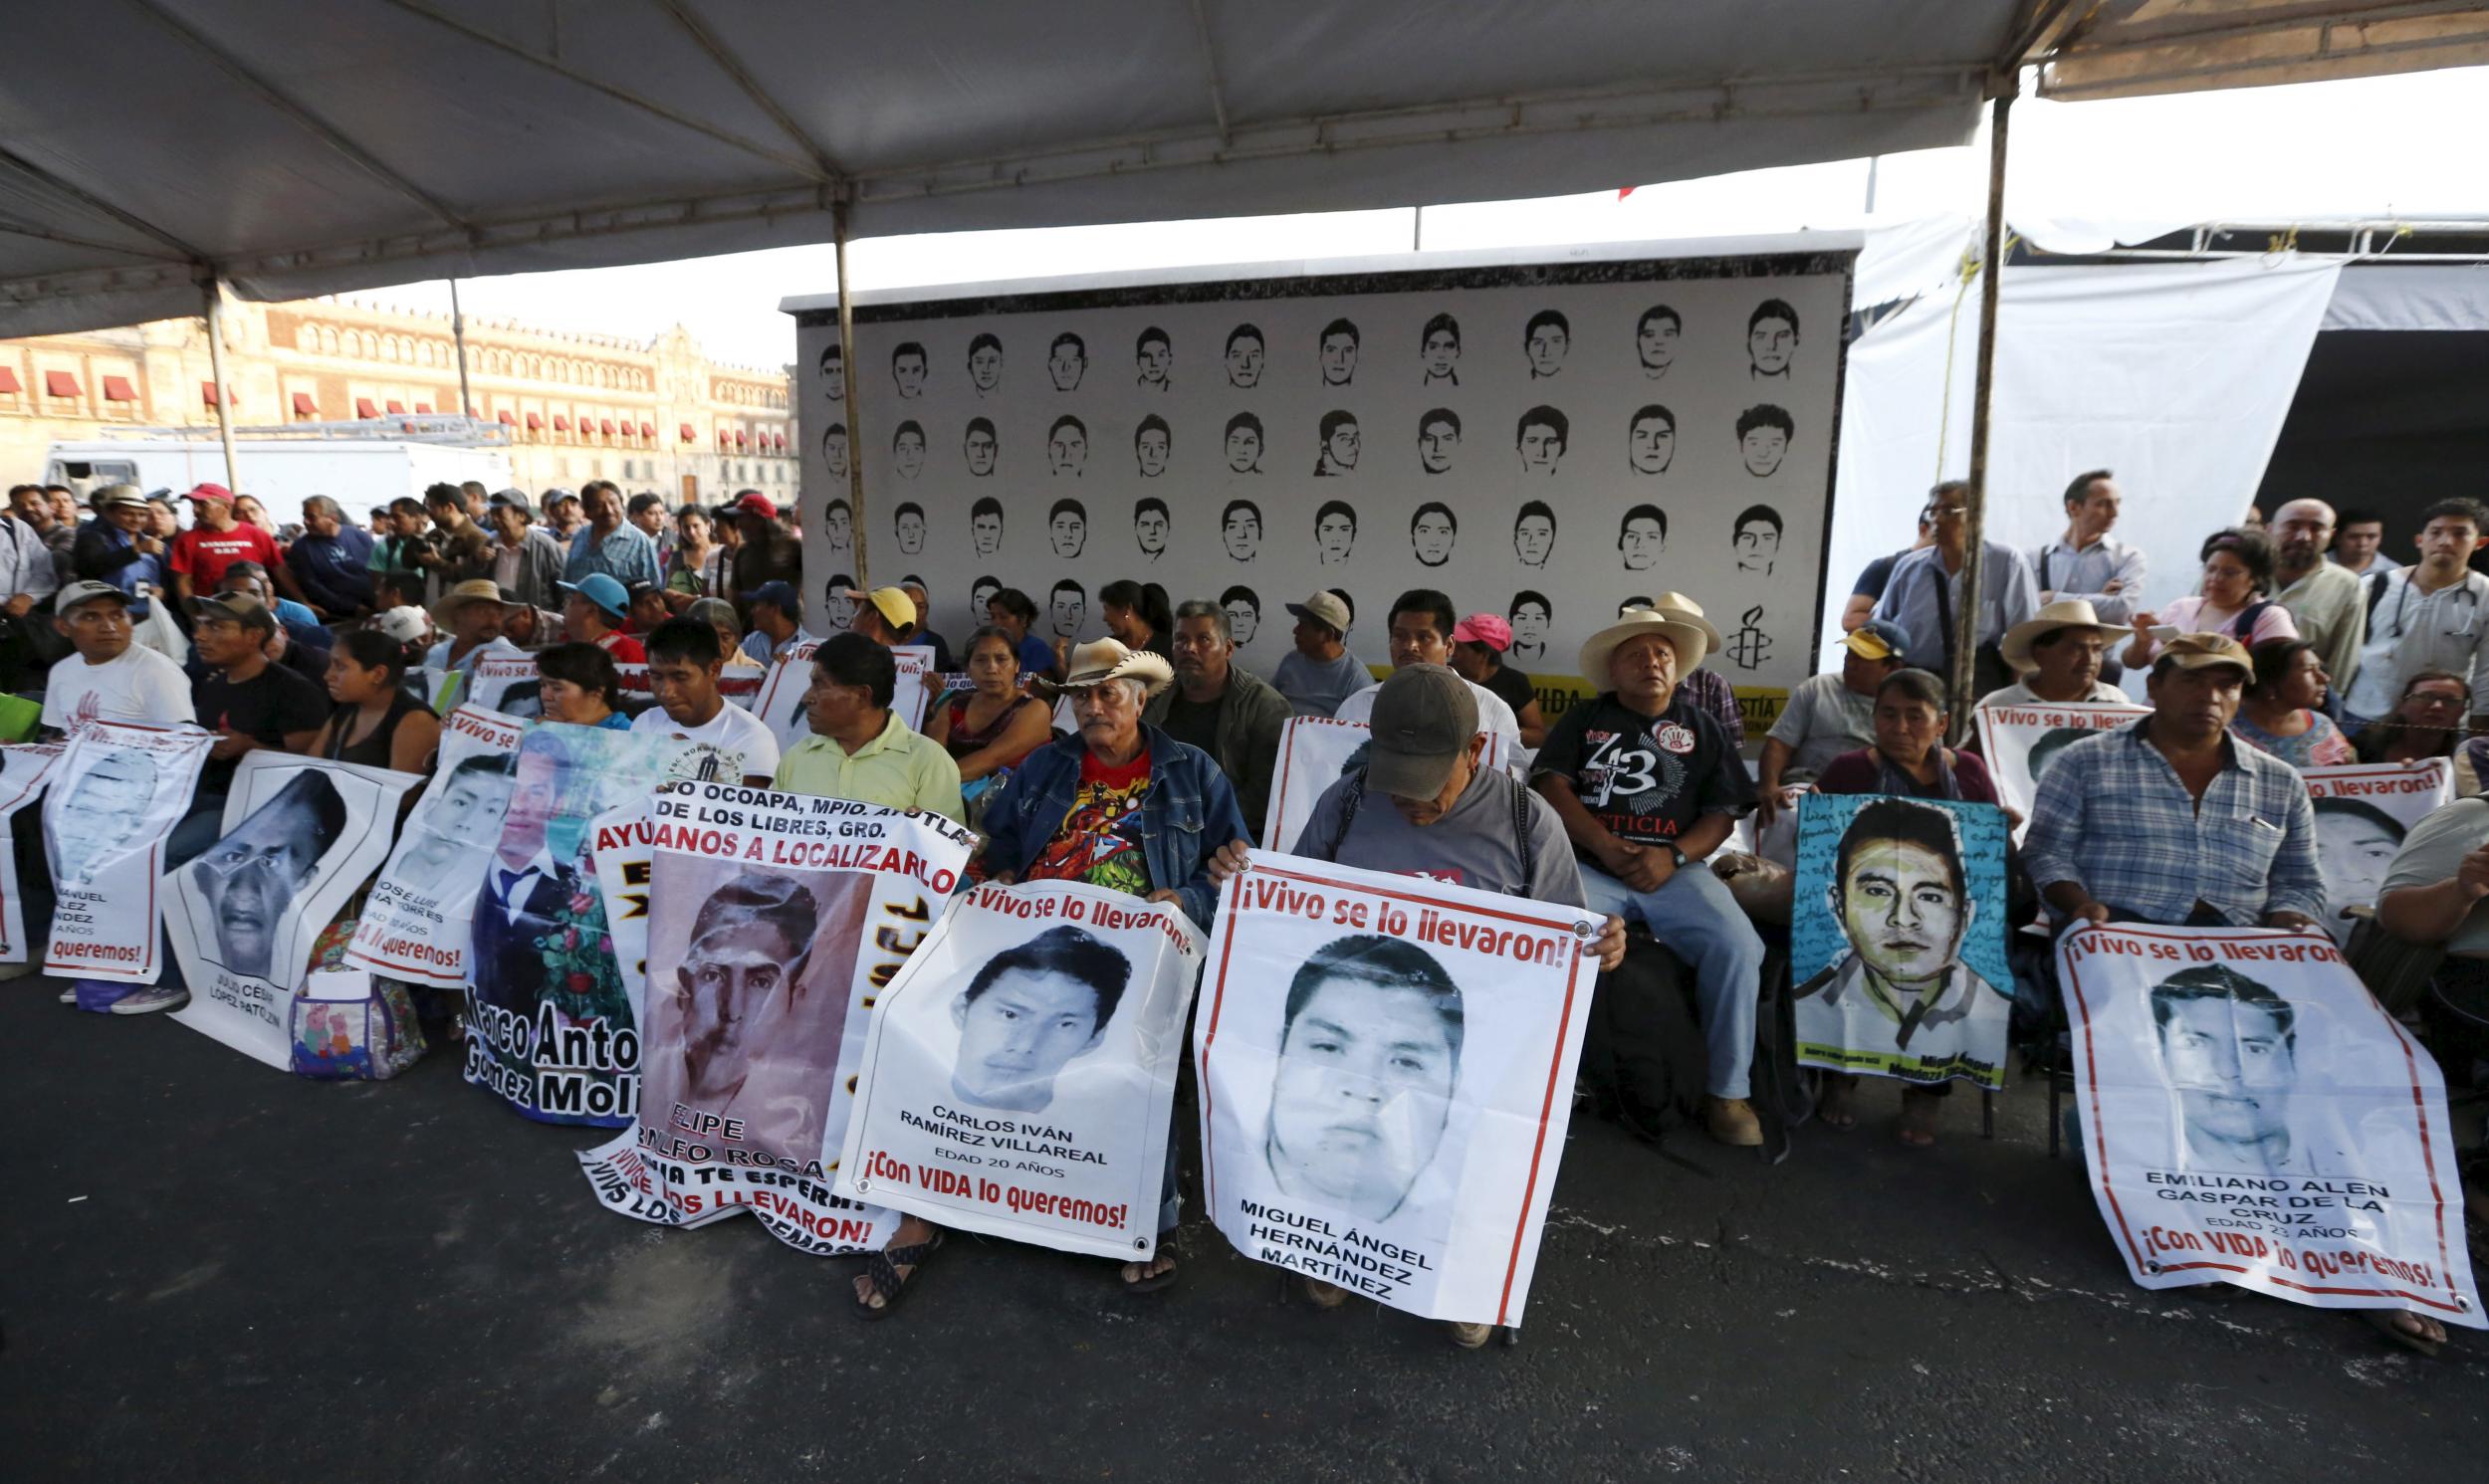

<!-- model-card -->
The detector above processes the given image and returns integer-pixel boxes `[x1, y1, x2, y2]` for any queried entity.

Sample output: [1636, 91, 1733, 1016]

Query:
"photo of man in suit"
[472, 737, 578, 1016]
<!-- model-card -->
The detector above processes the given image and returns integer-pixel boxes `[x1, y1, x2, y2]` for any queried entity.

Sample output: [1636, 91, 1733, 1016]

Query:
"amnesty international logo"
[1726, 605, 1771, 671]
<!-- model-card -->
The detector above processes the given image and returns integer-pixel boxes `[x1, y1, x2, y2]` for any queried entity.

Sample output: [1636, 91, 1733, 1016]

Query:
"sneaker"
[58, 982, 78, 1004]
[1705, 1096, 1763, 1148]
[111, 984, 190, 1015]
[1445, 1321, 1495, 1350]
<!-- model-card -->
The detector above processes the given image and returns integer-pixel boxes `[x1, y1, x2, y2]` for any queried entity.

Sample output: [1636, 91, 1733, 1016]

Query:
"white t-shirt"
[41, 643, 196, 734]
[1332, 675, 1522, 743]
[631, 698, 782, 782]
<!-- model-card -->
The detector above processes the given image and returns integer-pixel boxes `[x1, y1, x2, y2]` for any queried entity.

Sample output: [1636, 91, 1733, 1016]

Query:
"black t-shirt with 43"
[1533, 692, 1753, 847]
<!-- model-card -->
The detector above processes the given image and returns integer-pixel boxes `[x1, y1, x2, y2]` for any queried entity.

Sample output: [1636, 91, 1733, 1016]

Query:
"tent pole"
[1950, 87, 2012, 741]
[201, 277, 241, 494]
[833, 202, 868, 592]
[449, 278, 475, 420]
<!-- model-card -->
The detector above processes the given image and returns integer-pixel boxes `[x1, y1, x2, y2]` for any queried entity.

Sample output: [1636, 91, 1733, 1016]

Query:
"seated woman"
[2229, 639, 2353, 769]
[1810, 667, 2008, 1148]
[2123, 528, 2298, 670]
[689, 597, 766, 677]
[984, 587, 1061, 688]
[924, 625, 1050, 800]
[311, 630, 440, 774]
[536, 641, 633, 731]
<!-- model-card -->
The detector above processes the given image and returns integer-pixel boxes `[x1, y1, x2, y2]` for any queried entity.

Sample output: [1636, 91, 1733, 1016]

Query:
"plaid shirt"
[2023, 719, 2324, 926]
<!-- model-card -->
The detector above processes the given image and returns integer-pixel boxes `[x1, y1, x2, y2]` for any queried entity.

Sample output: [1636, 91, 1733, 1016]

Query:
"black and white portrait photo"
[1410, 502, 1458, 569]
[51, 748, 159, 887]
[389, 754, 514, 900]
[819, 423, 848, 482]
[970, 497, 1005, 558]
[1048, 414, 1088, 478]
[1419, 313, 1461, 386]
[1628, 404, 1677, 476]
[1050, 579, 1087, 640]
[1225, 323, 1265, 388]
[820, 576, 860, 632]
[963, 416, 999, 478]
[1508, 591, 1551, 665]
[891, 420, 927, 481]
[949, 926, 1131, 1116]
[967, 331, 1004, 396]
[1523, 309, 1569, 379]
[1048, 331, 1087, 392]
[1748, 298, 1799, 380]
[1737, 404, 1794, 478]
[1314, 411, 1360, 477]
[1516, 406, 1567, 478]
[2150, 964, 2325, 1175]
[1318, 318, 1360, 387]
[891, 340, 929, 399]
[1619, 504, 1667, 571]
[893, 502, 927, 557]
[1225, 411, 1263, 475]
[817, 341, 844, 402]
[1223, 585, 1261, 646]
[1314, 500, 1357, 566]
[1135, 325, 1173, 392]
[1734, 505, 1783, 575]
[187, 769, 346, 980]
[1418, 408, 1460, 475]
[1222, 499, 1262, 563]
[1048, 498, 1089, 559]
[1134, 415, 1172, 478]
[1133, 497, 1171, 562]
[1262, 934, 1463, 1224]
[1637, 304, 1682, 379]
[1512, 501, 1556, 569]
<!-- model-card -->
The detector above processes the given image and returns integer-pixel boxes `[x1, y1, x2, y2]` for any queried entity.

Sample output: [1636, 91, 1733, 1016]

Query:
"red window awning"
[525, 411, 544, 430]
[599, 418, 615, 435]
[553, 414, 571, 431]
[292, 391, 319, 417]
[735, 430, 749, 447]
[45, 370, 81, 398]
[497, 408, 517, 425]
[102, 375, 137, 401]
[201, 380, 231, 407]
[0, 367, 20, 395]
[639, 421, 655, 439]
[384, 399, 405, 414]
[679, 422, 696, 442]
[355, 397, 380, 418]
[414, 402, 433, 414]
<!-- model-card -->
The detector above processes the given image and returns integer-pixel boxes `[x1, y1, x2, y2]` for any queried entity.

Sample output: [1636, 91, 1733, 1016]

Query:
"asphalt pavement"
[3, 976, 2480, 1482]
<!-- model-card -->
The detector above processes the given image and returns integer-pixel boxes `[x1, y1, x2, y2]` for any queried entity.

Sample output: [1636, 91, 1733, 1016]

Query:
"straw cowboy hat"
[1580, 593, 1717, 680]
[2000, 597, 2119, 674]
[1058, 637, 1174, 698]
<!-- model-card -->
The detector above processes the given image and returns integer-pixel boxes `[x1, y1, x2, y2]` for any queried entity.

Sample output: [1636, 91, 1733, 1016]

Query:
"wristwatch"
[1666, 844, 1689, 871]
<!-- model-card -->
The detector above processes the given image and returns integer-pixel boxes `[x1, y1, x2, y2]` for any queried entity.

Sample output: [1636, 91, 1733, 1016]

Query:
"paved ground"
[3, 976, 2480, 1483]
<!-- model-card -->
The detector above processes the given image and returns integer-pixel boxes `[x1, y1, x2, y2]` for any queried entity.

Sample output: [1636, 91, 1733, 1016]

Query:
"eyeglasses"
[1924, 504, 1966, 519]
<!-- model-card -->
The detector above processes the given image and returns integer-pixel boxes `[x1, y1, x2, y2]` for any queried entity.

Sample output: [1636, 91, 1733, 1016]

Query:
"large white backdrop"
[793, 248, 1853, 708]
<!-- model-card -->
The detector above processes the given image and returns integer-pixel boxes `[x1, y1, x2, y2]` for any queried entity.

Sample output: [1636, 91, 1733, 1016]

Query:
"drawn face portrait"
[1048, 338, 1086, 392]
[1421, 327, 1460, 383]
[1511, 599, 1549, 656]
[1225, 597, 1259, 645]
[1735, 519, 1780, 574]
[971, 579, 1001, 618]
[1742, 425, 1789, 478]
[1833, 837, 1968, 992]
[1629, 414, 1676, 476]
[1316, 511, 1356, 565]
[1525, 319, 1568, 378]
[193, 781, 336, 979]
[1226, 422, 1262, 474]
[822, 586, 859, 631]
[892, 348, 928, 399]
[895, 508, 926, 555]
[1223, 508, 1261, 562]
[1518, 421, 1563, 477]
[817, 345, 844, 402]
[892, 428, 926, 480]
[1049, 586, 1085, 639]
[1136, 334, 1172, 389]
[1323, 420, 1360, 474]
[2156, 995, 2296, 1166]
[951, 966, 1107, 1114]
[1411, 510, 1456, 568]
[1135, 507, 1170, 557]
[54, 752, 155, 885]
[1049, 508, 1087, 559]
[1049, 422, 1088, 477]
[1418, 416, 1459, 475]
[820, 428, 848, 481]
[824, 503, 854, 552]
[972, 511, 1004, 557]
[1266, 973, 1459, 1222]
[1226, 331, 1264, 388]
[1319, 330, 1358, 387]
[1638, 316, 1680, 377]
[964, 424, 998, 478]
[1749, 314, 1797, 377]
[1513, 514, 1554, 568]
[1135, 424, 1171, 478]
[968, 340, 1003, 394]
[678, 910, 811, 1105]
[1621, 517, 1665, 570]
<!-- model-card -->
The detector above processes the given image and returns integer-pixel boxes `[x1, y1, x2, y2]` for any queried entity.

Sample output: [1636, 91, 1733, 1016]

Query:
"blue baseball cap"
[748, 580, 798, 614]
[1845, 617, 1911, 661]
[557, 572, 630, 622]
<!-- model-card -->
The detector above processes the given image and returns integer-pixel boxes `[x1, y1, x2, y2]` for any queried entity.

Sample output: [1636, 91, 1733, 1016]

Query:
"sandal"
[1301, 1275, 1351, 1310]
[1896, 1087, 1941, 1149]
[1817, 1072, 1860, 1132]
[851, 1229, 944, 1322]
[1119, 1251, 1179, 1294]
[2358, 1307, 2445, 1359]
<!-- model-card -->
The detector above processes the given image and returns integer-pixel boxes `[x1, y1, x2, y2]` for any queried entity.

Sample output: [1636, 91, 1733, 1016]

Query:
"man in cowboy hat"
[1533, 606, 1767, 1147]
[1757, 618, 1910, 823]
[1976, 598, 2129, 712]
[427, 579, 525, 677]
[1646, 593, 1747, 744]
[853, 637, 1247, 1316]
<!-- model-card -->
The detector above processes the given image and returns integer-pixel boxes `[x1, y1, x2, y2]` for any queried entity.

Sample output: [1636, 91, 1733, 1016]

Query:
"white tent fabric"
[1822, 254, 2345, 670]
[2324, 264, 2489, 331]
[0, 0, 2014, 337]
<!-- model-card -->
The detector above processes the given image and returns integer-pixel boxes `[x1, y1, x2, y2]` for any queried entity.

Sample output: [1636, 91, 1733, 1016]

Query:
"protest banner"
[752, 639, 823, 755]
[0, 743, 64, 961]
[345, 705, 533, 985]
[1974, 700, 2150, 838]
[165, 753, 421, 1069]
[1262, 716, 1512, 852]
[577, 783, 975, 1254]
[466, 653, 541, 719]
[1789, 792, 2016, 1089]
[585, 793, 658, 1016]
[891, 644, 935, 733]
[41, 722, 213, 984]
[835, 880, 1206, 1260]
[1197, 850, 1598, 1326]
[2300, 758, 2451, 946]
[2057, 922, 2481, 1327]
[463, 724, 692, 1126]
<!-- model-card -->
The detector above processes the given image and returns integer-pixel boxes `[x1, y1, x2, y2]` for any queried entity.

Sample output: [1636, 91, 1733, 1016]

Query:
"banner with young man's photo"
[42, 722, 214, 985]
[1974, 701, 2150, 838]
[753, 639, 822, 755]
[0, 742, 65, 962]
[345, 706, 532, 985]
[2057, 922, 2481, 1327]
[166, 753, 421, 1069]
[834, 880, 1206, 1261]
[2299, 759, 2453, 946]
[1789, 792, 2016, 1089]
[1196, 851, 1599, 1327]
[462, 724, 692, 1127]
[578, 785, 975, 1254]
[1262, 716, 1508, 853]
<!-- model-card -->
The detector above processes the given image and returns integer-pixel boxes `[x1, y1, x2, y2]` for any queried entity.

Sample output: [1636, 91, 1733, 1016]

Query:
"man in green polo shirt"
[774, 633, 964, 820]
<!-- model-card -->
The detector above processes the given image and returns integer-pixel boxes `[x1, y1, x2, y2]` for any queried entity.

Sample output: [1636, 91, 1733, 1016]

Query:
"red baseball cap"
[1451, 613, 1512, 651]
[182, 482, 234, 504]
[732, 493, 778, 520]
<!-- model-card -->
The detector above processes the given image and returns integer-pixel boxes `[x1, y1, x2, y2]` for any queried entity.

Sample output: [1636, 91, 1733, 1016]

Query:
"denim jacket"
[982, 723, 1248, 930]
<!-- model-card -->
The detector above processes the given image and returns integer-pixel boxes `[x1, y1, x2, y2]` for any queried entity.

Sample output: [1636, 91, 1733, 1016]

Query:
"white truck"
[44, 418, 513, 529]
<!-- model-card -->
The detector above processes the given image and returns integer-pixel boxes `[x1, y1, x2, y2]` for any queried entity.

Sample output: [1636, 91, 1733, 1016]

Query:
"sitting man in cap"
[1333, 589, 1522, 742]
[562, 481, 659, 588]
[626, 579, 671, 636]
[1533, 606, 1768, 1147]
[168, 483, 293, 609]
[75, 485, 170, 617]
[484, 489, 566, 611]
[739, 580, 812, 666]
[1448, 612, 1548, 746]
[181, 592, 332, 857]
[1975, 597, 2128, 712]
[1143, 598, 1291, 836]
[633, 617, 779, 786]
[727, 491, 800, 600]
[1756, 618, 1910, 823]
[427, 579, 525, 677]
[776, 632, 962, 818]
[43, 581, 194, 736]
[557, 573, 646, 665]
[2024, 632, 2323, 933]
[1272, 590, 1366, 719]
[841, 585, 918, 649]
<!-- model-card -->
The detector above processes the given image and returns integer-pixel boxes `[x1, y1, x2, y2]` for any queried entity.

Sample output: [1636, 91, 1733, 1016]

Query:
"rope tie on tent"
[1931, 229, 2021, 481]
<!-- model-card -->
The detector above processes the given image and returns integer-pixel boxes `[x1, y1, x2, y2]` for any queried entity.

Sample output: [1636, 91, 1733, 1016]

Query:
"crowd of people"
[4, 470, 2483, 1357]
